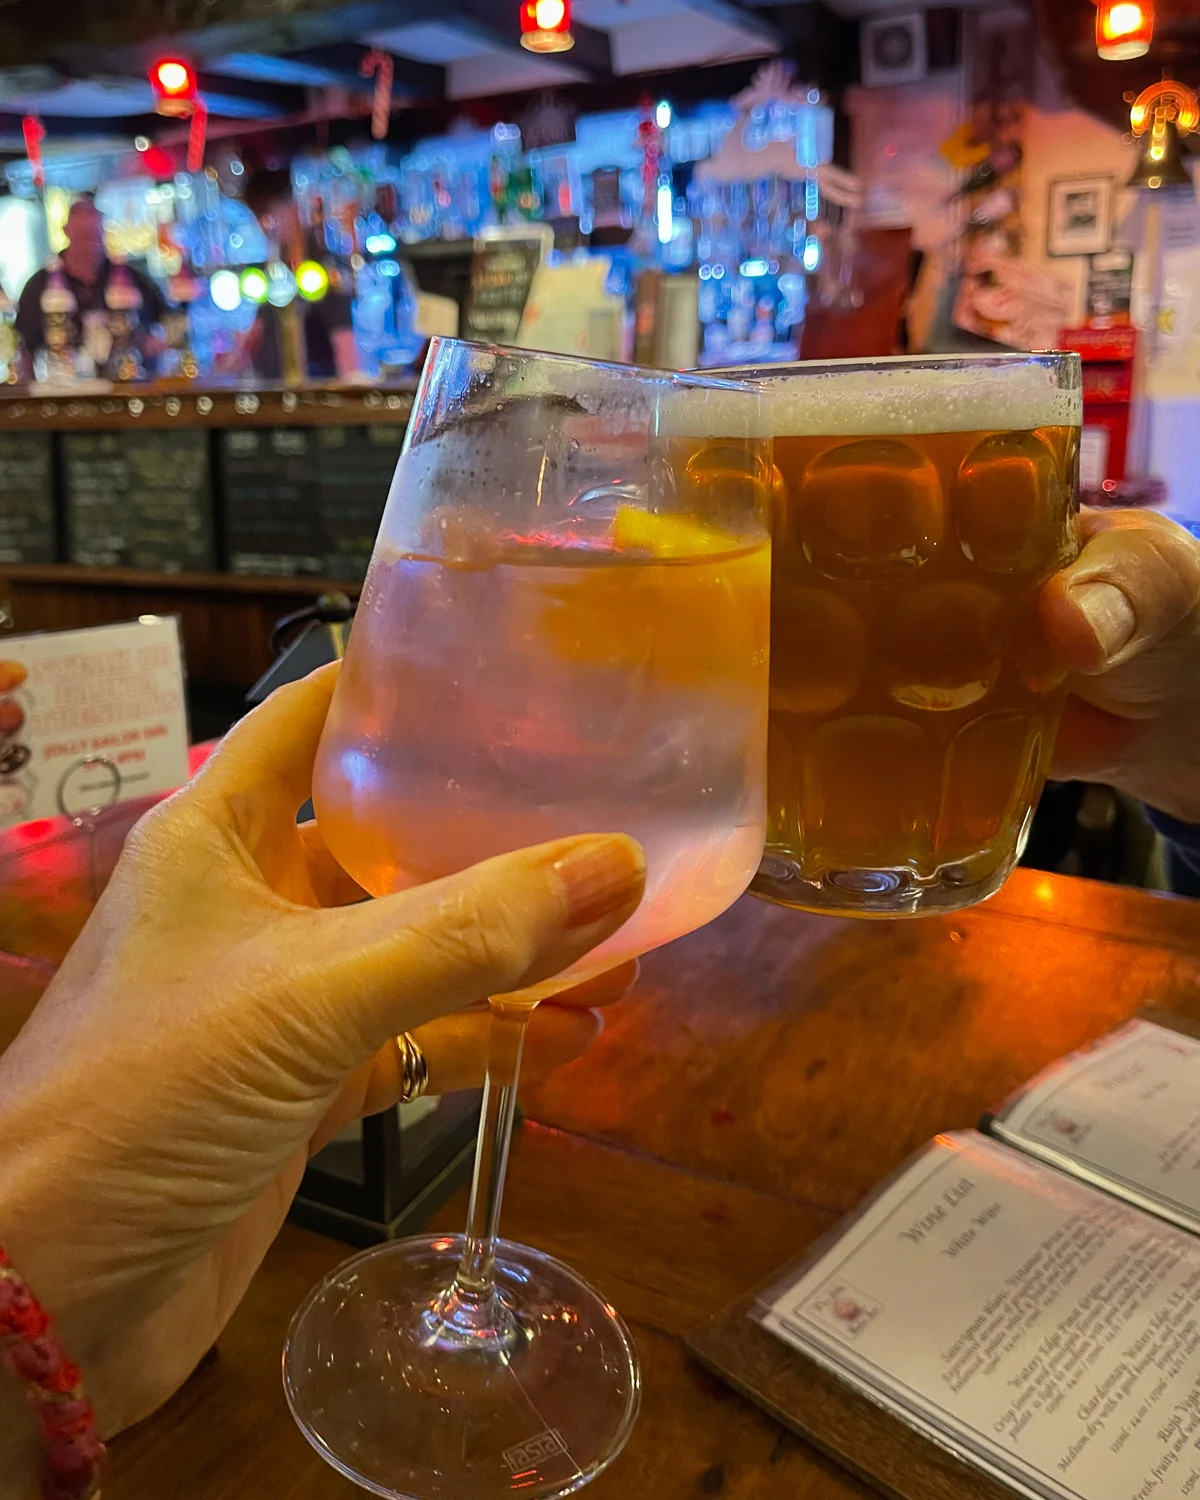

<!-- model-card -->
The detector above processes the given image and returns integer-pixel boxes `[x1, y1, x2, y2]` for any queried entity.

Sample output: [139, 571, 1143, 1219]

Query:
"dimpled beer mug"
[284, 338, 771, 1500]
[746, 352, 1081, 918]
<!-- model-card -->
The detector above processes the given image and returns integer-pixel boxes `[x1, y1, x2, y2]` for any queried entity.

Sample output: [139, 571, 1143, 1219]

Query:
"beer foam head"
[656, 379, 771, 442]
[741, 354, 1082, 436]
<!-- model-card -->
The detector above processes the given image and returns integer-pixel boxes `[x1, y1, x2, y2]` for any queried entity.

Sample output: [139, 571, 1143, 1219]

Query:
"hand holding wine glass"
[285, 339, 772, 1500]
[0, 666, 645, 1458]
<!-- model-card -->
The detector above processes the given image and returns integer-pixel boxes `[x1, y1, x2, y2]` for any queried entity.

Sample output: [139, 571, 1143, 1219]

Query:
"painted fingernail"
[1072, 582, 1136, 660]
[553, 836, 646, 929]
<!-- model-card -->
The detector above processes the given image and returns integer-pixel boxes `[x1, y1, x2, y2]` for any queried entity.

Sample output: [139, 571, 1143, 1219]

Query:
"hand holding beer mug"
[748, 353, 1081, 917]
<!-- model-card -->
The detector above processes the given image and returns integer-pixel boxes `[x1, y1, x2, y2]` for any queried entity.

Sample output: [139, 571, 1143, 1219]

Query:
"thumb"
[282, 832, 646, 1075]
[1041, 511, 1200, 675]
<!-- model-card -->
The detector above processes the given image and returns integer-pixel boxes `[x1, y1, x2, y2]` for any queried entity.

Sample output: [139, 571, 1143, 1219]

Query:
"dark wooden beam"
[0, 111, 160, 139]
[759, 1, 858, 89]
[8, 0, 610, 85]
[193, 69, 306, 116]
[0, 0, 604, 76]
[0, 2, 411, 71]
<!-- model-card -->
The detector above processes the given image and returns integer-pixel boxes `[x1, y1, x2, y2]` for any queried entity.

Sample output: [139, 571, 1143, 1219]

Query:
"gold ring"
[394, 1031, 430, 1104]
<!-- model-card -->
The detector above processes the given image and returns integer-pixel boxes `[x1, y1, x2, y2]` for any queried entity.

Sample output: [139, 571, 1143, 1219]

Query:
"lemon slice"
[529, 507, 769, 686]
[612, 505, 744, 559]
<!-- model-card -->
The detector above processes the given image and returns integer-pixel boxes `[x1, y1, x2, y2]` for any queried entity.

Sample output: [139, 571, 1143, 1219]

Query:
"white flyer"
[991, 1020, 1200, 1234]
[0, 617, 189, 828]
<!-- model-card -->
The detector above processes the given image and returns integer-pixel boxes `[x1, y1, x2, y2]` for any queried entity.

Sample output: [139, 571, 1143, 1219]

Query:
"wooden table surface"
[104, 869, 1200, 1499]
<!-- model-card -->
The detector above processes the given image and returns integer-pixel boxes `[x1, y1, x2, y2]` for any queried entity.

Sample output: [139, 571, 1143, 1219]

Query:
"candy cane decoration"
[360, 49, 394, 140]
[22, 116, 45, 192]
[186, 100, 208, 173]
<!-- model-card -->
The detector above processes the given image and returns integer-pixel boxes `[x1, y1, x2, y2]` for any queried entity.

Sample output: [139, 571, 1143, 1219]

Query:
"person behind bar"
[0, 508, 1199, 1497]
[14, 195, 166, 379]
[221, 166, 357, 381]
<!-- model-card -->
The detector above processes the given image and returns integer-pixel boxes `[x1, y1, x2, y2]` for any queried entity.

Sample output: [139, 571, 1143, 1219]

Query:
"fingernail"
[1071, 582, 1136, 660]
[553, 837, 646, 929]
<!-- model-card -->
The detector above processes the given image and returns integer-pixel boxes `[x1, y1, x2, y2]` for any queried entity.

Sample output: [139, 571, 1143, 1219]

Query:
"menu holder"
[460, 226, 552, 346]
[690, 1288, 1008, 1500]
[220, 427, 324, 577]
[63, 430, 215, 572]
[315, 425, 401, 582]
[0, 432, 55, 564]
[690, 1012, 1200, 1500]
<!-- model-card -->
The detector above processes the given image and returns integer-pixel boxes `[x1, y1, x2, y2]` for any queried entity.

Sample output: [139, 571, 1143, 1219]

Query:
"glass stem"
[442, 1003, 530, 1332]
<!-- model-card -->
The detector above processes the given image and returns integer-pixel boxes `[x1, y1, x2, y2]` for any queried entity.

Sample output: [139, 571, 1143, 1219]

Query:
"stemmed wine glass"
[284, 337, 771, 1500]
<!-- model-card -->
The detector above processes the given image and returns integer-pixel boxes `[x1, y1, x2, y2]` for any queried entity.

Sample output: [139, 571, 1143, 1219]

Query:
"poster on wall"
[0, 617, 189, 831]
[1046, 175, 1114, 258]
[953, 249, 1072, 350]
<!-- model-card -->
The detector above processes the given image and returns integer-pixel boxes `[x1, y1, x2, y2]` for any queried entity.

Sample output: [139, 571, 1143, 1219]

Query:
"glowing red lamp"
[1095, 0, 1153, 61]
[520, 0, 574, 53]
[150, 58, 198, 116]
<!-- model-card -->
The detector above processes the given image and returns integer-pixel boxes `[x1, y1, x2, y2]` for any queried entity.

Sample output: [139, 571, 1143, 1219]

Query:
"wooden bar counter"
[100, 869, 1200, 1499]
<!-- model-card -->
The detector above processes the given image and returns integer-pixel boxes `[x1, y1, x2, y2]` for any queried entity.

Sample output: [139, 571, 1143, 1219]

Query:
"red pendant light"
[1095, 0, 1153, 61]
[150, 58, 198, 116]
[520, 0, 575, 53]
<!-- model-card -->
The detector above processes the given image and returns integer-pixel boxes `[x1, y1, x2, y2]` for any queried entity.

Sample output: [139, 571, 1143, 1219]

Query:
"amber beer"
[750, 354, 1082, 917]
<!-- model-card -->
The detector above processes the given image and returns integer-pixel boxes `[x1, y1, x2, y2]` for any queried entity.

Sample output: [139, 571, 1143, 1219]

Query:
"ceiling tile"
[364, 22, 492, 63]
[448, 49, 585, 97]
[609, 12, 774, 73]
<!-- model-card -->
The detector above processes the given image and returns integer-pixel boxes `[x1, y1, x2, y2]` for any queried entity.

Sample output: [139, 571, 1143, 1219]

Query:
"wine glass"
[284, 337, 771, 1500]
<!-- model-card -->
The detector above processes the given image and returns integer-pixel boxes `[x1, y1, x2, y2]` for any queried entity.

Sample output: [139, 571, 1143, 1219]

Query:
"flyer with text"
[0, 617, 189, 828]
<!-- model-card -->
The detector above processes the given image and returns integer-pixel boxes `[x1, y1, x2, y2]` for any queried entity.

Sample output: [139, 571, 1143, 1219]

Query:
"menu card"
[0, 617, 189, 829]
[315, 425, 400, 582]
[64, 430, 214, 572]
[221, 427, 324, 577]
[460, 234, 547, 345]
[0, 432, 55, 564]
[694, 1017, 1200, 1500]
[989, 1020, 1200, 1234]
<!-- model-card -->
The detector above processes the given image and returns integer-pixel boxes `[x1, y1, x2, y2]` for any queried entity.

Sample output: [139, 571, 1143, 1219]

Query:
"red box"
[1059, 326, 1137, 363]
[1059, 326, 1136, 486]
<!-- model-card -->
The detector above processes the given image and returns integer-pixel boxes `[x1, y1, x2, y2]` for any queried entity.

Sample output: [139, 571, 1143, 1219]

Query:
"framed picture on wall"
[1046, 175, 1115, 257]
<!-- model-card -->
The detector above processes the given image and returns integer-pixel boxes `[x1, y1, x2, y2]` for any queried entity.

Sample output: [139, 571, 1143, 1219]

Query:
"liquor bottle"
[0, 286, 19, 383]
[304, 194, 329, 262]
[104, 263, 145, 382]
[39, 263, 78, 384]
[165, 249, 203, 380]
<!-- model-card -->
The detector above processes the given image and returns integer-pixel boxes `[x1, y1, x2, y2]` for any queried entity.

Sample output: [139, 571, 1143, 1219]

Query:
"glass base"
[284, 1235, 640, 1500]
[751, 851, 1015, 917]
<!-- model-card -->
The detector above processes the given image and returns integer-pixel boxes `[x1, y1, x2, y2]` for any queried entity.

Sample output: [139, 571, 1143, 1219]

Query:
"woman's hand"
[0, 666, 644, 1441]
[1041, 509, 1200, 823]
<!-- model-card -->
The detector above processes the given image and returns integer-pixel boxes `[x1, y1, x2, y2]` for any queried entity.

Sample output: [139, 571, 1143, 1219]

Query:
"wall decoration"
[1046, 175, 1114, 257]
[1086, 249, 1134, 325]
[860, 13, 927, 89]
[953, 246, 1072, 350]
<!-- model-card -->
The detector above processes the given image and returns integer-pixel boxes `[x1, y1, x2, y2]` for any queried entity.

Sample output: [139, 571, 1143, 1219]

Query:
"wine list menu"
[703, 1019, 1200, 1500]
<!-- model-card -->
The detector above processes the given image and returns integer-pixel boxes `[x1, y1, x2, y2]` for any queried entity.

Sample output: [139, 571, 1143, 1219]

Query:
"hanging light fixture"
[149, 58, 198, 116]
[1094, 0, 1153, 61]
[520, 0, 575, 53]
[1128, 80, 1198, 191]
